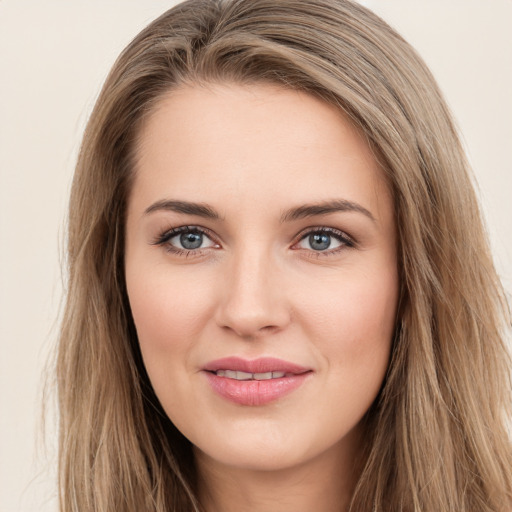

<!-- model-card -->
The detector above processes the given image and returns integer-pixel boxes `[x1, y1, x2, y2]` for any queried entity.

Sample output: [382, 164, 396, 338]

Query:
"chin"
[189, 416, 357, 474]
[194, 438, 308, 473]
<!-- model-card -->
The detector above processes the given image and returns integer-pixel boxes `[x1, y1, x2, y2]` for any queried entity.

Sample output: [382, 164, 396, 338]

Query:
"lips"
[203, 356, 310, 374]
[202, 357, 312, 406]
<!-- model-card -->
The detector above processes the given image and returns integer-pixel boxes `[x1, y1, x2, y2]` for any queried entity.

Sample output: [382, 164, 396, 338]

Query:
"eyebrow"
[144, 199, 220, 219]
[280, 199, 375, 223]
[143, 198, 375, 223]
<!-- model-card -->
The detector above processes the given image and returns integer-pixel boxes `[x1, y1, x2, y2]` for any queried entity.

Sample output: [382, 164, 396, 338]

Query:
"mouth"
[202, 357, 312, 406]
[203, 356, 310, 375]
[212, 370, 291, 380]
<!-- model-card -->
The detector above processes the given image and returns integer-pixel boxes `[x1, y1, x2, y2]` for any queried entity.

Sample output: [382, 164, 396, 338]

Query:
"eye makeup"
[150, 224, 356, 259]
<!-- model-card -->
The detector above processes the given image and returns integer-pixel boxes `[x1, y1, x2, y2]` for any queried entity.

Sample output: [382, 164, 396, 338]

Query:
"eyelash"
[151, 225, 219, 257]
[151, 225, 355, 258]
[293, 226, 355, 257]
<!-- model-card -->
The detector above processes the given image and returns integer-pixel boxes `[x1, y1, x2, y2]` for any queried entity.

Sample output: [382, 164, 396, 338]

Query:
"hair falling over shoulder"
[56, 0, 512, 510]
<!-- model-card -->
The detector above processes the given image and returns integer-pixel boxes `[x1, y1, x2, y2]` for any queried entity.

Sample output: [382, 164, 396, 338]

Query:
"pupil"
[180, 232, 202, 250]
[309, 233, 331, 251]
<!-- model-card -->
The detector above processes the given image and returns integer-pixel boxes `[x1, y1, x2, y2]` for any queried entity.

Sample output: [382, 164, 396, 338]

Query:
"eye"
[172, 230, 210, 250]
[152, 226, 219, 254]
[294, 228, 354, 253]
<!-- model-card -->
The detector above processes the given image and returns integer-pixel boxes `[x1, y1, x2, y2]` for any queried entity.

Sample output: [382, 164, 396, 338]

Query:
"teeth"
[254, 372, 273, 380]
[236, 371, 253, 380]
[215, 370, 287, 380]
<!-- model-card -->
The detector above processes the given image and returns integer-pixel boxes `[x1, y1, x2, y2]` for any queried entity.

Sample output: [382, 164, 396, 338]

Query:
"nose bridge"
[215, 242, 289, 337]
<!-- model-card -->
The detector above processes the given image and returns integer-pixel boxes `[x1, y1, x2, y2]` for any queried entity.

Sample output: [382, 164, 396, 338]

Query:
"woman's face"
[125, 83, 398, 472]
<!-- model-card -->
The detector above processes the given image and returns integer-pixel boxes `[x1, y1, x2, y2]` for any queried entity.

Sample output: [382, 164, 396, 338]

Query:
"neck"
[194, 430, 361, 512]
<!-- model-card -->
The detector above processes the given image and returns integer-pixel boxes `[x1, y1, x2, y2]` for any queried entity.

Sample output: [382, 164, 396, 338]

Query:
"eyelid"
[291, 226, 355, 254]
[151, 225, 221, 251]
[151, 224, 355, 258]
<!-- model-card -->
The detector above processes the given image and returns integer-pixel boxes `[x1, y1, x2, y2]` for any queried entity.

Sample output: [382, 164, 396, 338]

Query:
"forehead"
[131, 82, 392, 223]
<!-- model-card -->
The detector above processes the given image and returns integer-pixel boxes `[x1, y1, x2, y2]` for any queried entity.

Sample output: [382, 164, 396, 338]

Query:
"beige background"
[1, 1, 511, 511]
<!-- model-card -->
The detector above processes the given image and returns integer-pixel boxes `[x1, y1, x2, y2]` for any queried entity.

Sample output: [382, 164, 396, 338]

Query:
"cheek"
[301, 262, 397, 331]
[125, 265, 215, 376]
[125, 267, 218, 422]
[128, 262, 211, 333]
[297, 264, 398, 384]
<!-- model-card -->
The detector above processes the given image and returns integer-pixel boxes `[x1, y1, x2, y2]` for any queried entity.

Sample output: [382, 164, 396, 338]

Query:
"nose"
[214, 248, 291, 339]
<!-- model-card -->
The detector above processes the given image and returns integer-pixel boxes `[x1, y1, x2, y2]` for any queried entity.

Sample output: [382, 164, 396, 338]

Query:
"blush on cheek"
[128, 271, 211, 341]
[302, 270, 397, 385]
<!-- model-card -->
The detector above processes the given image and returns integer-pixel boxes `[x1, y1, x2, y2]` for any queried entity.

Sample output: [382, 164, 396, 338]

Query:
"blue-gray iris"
[310, 233, 330, 251]
[181, 232, 203, 249]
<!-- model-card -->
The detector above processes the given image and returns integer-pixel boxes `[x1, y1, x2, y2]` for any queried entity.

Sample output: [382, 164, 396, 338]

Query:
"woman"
[57, 0, 512, 510]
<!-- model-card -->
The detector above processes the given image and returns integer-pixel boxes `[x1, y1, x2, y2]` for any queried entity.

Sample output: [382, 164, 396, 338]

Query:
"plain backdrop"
[1, 1, 511, 511]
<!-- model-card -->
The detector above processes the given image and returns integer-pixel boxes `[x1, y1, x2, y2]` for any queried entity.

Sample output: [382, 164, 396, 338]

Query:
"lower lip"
[204, 372, 311, 406]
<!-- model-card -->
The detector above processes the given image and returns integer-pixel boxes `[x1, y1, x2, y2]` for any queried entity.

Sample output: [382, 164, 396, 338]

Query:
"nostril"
[221, 323, 282, 340]
[214, 270, 291, 337]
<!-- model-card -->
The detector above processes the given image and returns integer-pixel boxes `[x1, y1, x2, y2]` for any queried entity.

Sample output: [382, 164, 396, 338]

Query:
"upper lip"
[203, 357, 311, 375]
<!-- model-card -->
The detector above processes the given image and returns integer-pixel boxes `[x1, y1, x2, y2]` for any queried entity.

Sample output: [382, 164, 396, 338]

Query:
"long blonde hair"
[57, 0, 512, 510]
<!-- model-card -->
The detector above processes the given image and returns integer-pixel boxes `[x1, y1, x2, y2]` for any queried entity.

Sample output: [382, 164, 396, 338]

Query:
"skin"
[125, 83, 399, 512]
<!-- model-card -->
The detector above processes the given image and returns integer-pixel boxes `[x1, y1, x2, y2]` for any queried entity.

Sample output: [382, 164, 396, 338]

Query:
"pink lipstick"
[202, 357, 312, 406]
